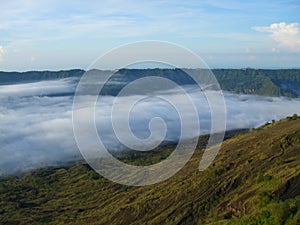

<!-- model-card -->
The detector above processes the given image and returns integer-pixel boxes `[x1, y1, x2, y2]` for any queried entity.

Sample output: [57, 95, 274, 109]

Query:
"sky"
[0, 0, 300, 71]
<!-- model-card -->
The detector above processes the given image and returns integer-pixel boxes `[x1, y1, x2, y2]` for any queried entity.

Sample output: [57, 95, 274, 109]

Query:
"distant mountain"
[212, 69, 300, 97]
[1, 68, 300, 97]
[0, 115, 299, 224]
[0, 69, 84, 84]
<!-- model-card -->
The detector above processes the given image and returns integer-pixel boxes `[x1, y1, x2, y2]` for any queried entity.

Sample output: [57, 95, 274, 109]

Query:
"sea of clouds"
[0, 78, 300, 174]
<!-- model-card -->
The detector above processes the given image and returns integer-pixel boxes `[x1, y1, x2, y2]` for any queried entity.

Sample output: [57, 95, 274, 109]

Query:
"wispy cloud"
[0, 0, 300, 70]
[0, 46, 4, 61]
[253, 22, 300, 52]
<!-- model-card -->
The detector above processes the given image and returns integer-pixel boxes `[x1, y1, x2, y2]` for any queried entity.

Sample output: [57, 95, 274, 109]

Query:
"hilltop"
[0, 115, 299, 224]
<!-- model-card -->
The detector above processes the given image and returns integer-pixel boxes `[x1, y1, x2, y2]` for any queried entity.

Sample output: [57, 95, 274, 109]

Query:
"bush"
[270, 202, 292, 225]
[257, 170, 273, 183]
[288, 114, 299, 120]
[259, 191, 277, 207]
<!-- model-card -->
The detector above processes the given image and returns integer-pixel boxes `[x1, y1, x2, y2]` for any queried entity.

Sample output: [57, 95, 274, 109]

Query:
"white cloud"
[0, 77, 300, 173]
[0, 46, 4, 61]
[253, 22, 300, 51]
[30, 56, 35, 63]
[271, 47, 280, 53]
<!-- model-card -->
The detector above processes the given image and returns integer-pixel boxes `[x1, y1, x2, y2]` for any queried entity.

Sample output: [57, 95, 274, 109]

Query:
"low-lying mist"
[0, 78, 300, 174]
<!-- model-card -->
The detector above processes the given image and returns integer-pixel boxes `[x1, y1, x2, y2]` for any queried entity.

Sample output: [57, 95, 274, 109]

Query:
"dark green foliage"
[234, 197, 300, 225]
[257, 170, 273, 183]
[213, 69, 282, 96]
[259, 191, 278, 207]
[288, 113, 299, 120]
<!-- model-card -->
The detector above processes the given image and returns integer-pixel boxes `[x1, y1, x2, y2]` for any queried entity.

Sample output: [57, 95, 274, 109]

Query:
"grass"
[0, 116, 299, 224]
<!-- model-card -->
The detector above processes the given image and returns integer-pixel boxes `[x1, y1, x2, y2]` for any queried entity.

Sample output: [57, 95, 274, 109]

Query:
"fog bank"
[0, 78, 299, 174]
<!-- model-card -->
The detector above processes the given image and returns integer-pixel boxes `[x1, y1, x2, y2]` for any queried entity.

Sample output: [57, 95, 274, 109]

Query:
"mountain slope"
[1, 69, 300, 97]
[0, 116, 299, 224]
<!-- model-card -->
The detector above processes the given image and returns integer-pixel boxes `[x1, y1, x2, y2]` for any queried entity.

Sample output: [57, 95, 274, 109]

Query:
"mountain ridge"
[0, 68, 300, 97]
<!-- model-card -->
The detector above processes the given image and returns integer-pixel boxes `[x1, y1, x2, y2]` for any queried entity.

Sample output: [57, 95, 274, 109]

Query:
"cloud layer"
[0, 46, 4, 62]
[0, 78, 300, 174]
[253, 22, 300, 51]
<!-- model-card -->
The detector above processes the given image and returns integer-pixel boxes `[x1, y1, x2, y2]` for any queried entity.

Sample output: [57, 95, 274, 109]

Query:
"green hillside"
[0, 116, 300, 224]
[1, 69, 300, 97]
[212, 69, 300, 97]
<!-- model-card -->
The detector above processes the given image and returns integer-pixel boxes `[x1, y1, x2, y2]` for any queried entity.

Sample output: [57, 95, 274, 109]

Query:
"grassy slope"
[0, 117, 299, 225]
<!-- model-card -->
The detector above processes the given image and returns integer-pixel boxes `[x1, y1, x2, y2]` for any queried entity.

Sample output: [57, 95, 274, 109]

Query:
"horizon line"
[1, 67, 300, 73]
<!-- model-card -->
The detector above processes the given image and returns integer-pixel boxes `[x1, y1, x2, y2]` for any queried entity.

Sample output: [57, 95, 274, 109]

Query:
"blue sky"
[0, 0, 300, 71]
